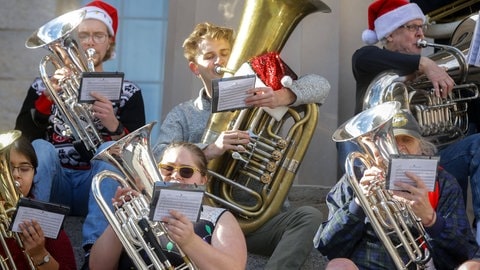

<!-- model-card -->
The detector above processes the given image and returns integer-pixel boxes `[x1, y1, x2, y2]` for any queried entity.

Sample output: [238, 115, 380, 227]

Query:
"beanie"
[362, 0, 425, 45]
[392, 109, 422, 139]
[81, 1, 118, 39]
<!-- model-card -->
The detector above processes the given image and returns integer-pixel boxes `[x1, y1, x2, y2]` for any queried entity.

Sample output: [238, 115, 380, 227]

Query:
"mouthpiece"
[214, 65, 235, 75]
[416, 39, 428, 48]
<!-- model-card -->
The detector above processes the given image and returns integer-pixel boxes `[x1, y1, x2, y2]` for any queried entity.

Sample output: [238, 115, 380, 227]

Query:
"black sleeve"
[14, 86, 49, 142]
[352, 46, 421, 113]
[117, 90, 146, 133]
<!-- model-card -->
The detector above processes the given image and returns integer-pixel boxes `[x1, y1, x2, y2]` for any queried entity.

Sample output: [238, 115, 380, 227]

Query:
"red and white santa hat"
[362, 0, 425, 45]
[81, 1, 118, 39]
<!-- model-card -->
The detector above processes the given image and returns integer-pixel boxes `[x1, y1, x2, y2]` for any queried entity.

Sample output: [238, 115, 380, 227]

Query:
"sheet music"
[211, 75, 256, 112]
[387, 156, 439, 192]
[151, 189, 204, 222]
[11, 206, 65, 239]
[467, 13, 480, 66]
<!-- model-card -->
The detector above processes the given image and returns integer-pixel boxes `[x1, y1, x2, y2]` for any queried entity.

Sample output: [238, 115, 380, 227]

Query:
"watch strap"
[36, 253, 50, 266]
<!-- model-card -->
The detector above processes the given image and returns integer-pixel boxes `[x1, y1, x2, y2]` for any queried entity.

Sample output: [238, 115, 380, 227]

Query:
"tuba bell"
[25, 9, 102, 160]
[201, 0, 331, 234]
[333, 101, 432, 270]
[0, 130, 37, 269]
[91, 122, 197, 270]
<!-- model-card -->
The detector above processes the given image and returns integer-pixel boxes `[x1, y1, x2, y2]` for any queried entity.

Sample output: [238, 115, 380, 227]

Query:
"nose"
[11, 168, 20, 178]
[170, 169, 182, 180]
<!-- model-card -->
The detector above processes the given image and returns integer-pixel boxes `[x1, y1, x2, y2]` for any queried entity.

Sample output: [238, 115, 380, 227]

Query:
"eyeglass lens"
[11, 165, 34, 174]
[78, 32, 108, 43]
[159, 164, 196, 178]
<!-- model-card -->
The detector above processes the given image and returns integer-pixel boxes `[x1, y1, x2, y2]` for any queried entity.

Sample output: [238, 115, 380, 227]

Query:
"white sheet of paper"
[79, 76, 123, 102]
[214, 75, 256, 112]
[152, 189, 203, 222]
[11, 206, 65, 239]
[387, 157, 438, 191]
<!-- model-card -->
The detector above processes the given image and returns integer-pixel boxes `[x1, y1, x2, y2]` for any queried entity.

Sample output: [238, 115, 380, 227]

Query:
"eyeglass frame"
[77, 32, 109, 44]
[10, 165, 35, 175]
[158, 163, 201, 179]
[400, 24, 428, 33]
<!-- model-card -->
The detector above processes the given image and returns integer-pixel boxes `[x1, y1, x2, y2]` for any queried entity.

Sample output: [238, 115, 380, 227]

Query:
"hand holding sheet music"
[150, 182, 204, 223]
[10, 198, 69, 239]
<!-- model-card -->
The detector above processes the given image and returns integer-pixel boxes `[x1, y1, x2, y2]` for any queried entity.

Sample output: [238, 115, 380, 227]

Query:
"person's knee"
[326, 258, 359, 270]
[295, 205, 323, 226]
[458, 260, 480, 270]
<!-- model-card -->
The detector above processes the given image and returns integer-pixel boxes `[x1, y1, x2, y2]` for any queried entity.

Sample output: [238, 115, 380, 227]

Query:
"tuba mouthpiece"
[214, 65, 235, 75]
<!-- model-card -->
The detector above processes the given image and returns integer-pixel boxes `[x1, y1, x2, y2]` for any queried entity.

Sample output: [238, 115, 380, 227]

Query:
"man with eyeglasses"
[15, 0, 146, 265]
[336, 0, 480, 247]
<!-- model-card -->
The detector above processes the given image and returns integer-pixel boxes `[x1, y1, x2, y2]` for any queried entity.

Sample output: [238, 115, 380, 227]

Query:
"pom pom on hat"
[82, 1, 118, 39]
[362, 0, 425, 45]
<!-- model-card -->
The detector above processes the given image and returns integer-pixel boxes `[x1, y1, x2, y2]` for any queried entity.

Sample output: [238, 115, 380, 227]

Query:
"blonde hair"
[182, 22, 235, 62]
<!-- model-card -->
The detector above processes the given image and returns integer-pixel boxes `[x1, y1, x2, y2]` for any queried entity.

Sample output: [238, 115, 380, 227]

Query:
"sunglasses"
[158, 163, 200, 179]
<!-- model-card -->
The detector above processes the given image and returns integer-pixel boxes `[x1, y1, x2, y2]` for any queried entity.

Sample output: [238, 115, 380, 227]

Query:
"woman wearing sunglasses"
[87, 141, 247, 270]
[3, 135, 77, 269]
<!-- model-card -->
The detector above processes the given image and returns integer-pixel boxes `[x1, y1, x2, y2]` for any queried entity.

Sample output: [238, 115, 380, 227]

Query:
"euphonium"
[91, 122, 197, 270]
[0, 130, 37, 269]
[333, 101, 432, 270]
[25, 9, 102, 160]
[363, 34, 480, 147]
[201, 0, 331, 234]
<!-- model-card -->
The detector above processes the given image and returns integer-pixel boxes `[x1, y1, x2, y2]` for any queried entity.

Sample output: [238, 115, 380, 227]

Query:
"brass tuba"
[0, 130, 37, 269]
[363, 33, 480, 147]
[201, 0, 331, 235]
[91, 122, 197, 270]
[25, 9, 102, 160]
[333, 101, 432, 270]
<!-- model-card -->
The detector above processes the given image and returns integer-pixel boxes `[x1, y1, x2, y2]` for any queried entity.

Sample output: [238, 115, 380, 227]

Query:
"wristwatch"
[109, 122, 124, 136]
[36, 253, 50, 267]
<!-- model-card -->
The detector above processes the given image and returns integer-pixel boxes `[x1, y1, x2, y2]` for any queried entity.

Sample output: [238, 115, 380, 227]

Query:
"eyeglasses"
[158, 164, 200, 179]
[11, 165, 34, 176]
[78, 32, 108, 44]
[400, 24, 428, 33]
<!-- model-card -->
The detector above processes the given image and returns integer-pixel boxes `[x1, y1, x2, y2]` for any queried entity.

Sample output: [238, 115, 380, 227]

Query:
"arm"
[163, 210, 247, 270]
[15, 80, 51, 141]
[88, 225, 123, 270]
[244, 74, 331, 108]
[94, 81, 146, 140]
[315, 175, 368, 259]
[427, 170, 479, 269]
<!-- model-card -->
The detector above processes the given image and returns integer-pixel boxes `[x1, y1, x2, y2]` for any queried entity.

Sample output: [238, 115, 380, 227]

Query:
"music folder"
[9, 198, 70, 239]
[211, 74, 256, 113]
[386, 154, 439, 192]
[149, 182, 204, 223]
[78, 71, 124, 104]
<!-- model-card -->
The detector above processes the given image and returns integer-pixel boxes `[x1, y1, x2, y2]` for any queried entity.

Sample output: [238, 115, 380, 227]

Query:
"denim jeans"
[32, 139, 118, 216]
[438, 134, 480, 221]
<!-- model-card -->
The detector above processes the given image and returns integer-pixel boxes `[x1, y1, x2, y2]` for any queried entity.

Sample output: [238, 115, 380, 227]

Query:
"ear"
[200, 175, 207, 185]
[189, 61, 200, 76]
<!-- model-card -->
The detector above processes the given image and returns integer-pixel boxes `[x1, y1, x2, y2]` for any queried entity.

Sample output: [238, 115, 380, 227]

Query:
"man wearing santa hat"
[15, 0, 145, 262]
[336, 0, 480, 247]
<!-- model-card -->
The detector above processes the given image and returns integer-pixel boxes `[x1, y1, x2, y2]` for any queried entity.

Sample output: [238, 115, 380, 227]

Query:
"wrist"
[423, 211, 436, 227]
[32, 252, 50, 267]
[108, 121, 124, 136]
